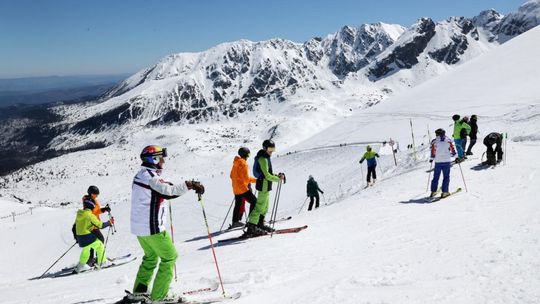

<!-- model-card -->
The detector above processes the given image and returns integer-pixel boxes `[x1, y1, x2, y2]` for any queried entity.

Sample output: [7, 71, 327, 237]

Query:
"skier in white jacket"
[130, 145, 204, 302]
[429, 129, 457, 198]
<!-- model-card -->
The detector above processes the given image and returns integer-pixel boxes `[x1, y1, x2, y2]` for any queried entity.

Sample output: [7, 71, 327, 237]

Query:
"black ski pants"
[367, 165, 377, 183]
[466, 138, 477, 154]
[308, 194, 320, 211]
[232, 190, 257, 223]
[484, 137, 503, 165]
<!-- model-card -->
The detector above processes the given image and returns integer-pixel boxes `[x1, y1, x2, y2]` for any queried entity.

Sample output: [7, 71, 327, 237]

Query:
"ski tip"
[228, 292, 242, 300]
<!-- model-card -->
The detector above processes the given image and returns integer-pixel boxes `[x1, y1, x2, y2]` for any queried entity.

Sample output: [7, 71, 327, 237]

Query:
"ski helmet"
[238, 147, 250, 158]
[83, 197, 96, 210]
[452, 114, 460, 121]
[87, 185, 100, 195]
[435, 128, 445, 136]
[140, 145, 167, 166]
[262, 139, 275, 150]
[462, 116, 469, 123]
[366, 145, 372, 151]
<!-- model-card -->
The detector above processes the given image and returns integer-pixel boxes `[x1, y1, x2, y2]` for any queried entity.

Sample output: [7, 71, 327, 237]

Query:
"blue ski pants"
[431, 162, 451, 193]
[454, 139, 464, 158]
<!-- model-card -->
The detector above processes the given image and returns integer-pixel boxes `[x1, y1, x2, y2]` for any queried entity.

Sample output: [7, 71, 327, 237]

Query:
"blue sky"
[0, 0, 526, 78]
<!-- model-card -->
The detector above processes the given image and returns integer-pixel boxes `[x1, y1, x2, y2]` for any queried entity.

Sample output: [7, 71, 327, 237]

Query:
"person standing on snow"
[229, 147, 257, 229]
[130, 145, 204, 302]
[306, 175, 324, 211]
[73, 197, 114, 273]
[429, 128, 457, 198]
[247, 139, 285, 237]
[84, 186, 111, 265]
[452, 114, 471, 162]
[359, 145, 380, 185]
[465, 115, 478, 155]
[483, 132, 504, 165]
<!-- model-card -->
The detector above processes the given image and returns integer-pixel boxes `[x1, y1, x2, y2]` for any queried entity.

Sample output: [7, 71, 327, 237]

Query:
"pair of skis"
[217, 225, 308, 243]
[425, 188, 462, 203]
[117, 289, 241, 304]
[31, 254, 137, 279]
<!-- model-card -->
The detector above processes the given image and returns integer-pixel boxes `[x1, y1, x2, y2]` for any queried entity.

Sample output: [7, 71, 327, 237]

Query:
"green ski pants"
[248, 190, 270, 225]
[133, 231, 178, 300]
[79, 239, 106, 265]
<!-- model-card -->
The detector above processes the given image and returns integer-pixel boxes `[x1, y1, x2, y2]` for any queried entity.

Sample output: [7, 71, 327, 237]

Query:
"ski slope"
[1, 23, 540, 304]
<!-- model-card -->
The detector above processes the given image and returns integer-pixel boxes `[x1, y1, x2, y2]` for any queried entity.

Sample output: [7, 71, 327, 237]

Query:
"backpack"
[252, 156, 262, 179]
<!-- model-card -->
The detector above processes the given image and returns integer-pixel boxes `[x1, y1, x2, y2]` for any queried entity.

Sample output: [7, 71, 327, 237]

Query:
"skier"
[306, 175, 324, 211]
[452, 114, 471, 162]
[483, 132, 503, 165]
[73, 197, 114, 273]
[359, 145, 380, 186]
[247, 139, 285, 237]
[465, 115, 478, 155]
[83, 186, 111, 265]
[429, 128, 457, 198]
[229, 147, 257, 229]
[130, 145, 205, 302]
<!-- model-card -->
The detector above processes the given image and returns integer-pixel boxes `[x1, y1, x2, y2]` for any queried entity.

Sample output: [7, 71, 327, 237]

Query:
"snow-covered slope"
[1, 9, 539, 304]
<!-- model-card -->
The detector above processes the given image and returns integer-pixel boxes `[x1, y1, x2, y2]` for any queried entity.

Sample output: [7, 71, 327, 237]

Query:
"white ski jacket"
[430, 135, 456, 163]
[131, 166, 187, 236]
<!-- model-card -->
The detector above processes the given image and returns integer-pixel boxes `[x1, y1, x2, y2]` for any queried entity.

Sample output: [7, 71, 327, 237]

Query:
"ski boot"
[441, 192, 451, 198]
[258, 216, 275, 233]
[245, 223, 266, 237]
[429, 192, 438, 198]
[228, 221, 245, 229]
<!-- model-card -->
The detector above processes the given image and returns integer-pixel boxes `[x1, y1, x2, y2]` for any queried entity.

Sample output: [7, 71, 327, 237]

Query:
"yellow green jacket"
[75, 209, 110, 247]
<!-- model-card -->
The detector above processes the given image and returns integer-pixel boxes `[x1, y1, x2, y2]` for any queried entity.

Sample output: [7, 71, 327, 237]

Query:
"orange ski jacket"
[230, 156, 257, 195]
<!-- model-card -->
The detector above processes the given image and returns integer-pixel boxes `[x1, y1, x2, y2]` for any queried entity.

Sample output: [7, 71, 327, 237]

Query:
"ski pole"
[270, 180, 283, 237]
[219, 197, 235, 232]
[168, 203, 178, 282]
[298, 197, 309, 214]
[198, 194, 227, 297]
[457, 162, 468, 192]
[360, 163, 365, 188]
[99, 218, 113, 268]
[504, 132, 508, 165]
[39, 242, 77, 279]
[426, 162, 433, 192]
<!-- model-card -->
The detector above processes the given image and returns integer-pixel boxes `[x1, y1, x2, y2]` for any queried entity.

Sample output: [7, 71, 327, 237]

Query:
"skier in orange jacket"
[229, 147, 257, 229]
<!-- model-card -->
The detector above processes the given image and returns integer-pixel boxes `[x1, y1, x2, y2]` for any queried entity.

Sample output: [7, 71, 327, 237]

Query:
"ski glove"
[186, 180, 205, 195]
[101, 204, 111, 213]
[429, 159, 434, 163]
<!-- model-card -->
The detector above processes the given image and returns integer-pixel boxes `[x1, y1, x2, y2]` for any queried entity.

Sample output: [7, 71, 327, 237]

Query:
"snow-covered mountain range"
[2, 1, 539, 167]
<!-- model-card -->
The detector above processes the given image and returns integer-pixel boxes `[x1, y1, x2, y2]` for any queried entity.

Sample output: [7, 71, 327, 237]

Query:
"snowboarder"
[247, 139, 285, 237]
[130, 145, 204, 302]
[452, 114, 471, 162]
[465, 115, 478, 155]
[73, 197, 114, 273]
[229, 147, 257, 229]
[359, 145, 380, 185]
[306, 175, 324, 211]
[429, 128, 457, 198]
[483, 132, 504, 165]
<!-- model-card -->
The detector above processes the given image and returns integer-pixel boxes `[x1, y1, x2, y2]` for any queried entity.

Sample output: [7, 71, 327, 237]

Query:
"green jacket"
[453, 120, 471, 139]
[360, 151, 379, 167]
[75, 209, 108, 236]
[256, 152, 280, 192]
